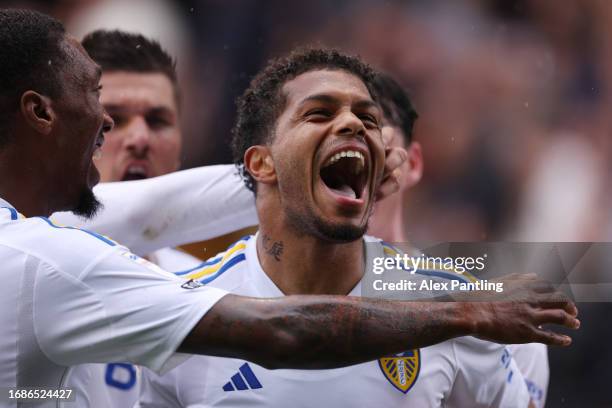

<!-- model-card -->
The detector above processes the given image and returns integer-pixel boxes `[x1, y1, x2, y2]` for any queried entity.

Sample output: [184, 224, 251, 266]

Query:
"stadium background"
[2, 0, 611, 405]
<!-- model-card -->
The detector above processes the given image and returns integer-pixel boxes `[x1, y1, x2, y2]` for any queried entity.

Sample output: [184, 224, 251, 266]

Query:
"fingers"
[375, 168, 401, 201]
[376, 145, 406, 201]
[383, 146, 407, 177]
[529, 327, 572, 347]
[527, 280, 556, 293]
[537, 299, 578, 317]
[534, 292, 577, 316]
[534, 309, 580, 329]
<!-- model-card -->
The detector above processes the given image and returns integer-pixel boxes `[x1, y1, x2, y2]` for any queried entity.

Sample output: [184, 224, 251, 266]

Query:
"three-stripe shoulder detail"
[177, 236, 250, 284]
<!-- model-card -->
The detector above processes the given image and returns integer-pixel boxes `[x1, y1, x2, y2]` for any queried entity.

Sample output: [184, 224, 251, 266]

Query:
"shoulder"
[0, 215, 120, 275]
[175, 235, 252, 288]
[153, 247, 203, 272]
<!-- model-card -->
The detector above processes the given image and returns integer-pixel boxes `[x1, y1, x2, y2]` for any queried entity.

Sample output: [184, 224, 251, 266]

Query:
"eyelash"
[306, 109, 379, 128]
[307, 109, 331, 117]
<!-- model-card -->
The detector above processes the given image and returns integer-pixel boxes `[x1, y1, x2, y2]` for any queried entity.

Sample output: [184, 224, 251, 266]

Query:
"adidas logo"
[222, 363, 263, 391]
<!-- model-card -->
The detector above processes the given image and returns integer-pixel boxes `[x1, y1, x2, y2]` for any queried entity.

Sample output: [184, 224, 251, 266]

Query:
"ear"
[244, 145, 277, 186]
[401, 141, 423, 191]
[20, 90, 55, 135]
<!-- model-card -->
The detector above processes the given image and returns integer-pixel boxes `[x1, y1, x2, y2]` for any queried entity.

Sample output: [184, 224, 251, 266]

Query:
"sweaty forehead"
[281, 69, 374, 109]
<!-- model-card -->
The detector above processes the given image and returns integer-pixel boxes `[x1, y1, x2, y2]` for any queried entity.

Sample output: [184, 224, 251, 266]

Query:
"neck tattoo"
[262, 234, 284, 262]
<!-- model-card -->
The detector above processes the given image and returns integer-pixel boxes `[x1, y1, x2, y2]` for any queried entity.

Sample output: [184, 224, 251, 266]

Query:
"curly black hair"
[371, 72, 418, 145]
[0, 9, 66, 146]
[231, 47, 378, 193]
[82, 30, 179, 101]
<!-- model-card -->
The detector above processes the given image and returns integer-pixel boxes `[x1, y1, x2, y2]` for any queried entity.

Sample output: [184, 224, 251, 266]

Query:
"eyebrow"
[298, 94, 339, 107]
[297, 93, 379, 110]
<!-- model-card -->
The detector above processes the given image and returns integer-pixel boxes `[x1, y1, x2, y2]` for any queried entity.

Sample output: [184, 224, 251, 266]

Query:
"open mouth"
[319, 149, 368, 201]
[121, 164, 149, 181]
[93, 135, 104, 160]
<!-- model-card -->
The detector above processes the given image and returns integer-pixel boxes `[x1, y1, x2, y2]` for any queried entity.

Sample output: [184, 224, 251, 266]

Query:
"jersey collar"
[0, 197, 15, 210]
[247, 231, 376, 297]
[0, 197, 20, 220]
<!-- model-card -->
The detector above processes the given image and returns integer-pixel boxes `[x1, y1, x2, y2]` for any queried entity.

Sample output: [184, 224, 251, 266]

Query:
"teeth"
[324, 150, 365, 170]
[93, 148, 102, 160]
[127, 165, 146, 175]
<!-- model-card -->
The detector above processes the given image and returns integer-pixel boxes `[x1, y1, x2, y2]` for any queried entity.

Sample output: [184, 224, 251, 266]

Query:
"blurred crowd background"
[2, 0, 611, 405]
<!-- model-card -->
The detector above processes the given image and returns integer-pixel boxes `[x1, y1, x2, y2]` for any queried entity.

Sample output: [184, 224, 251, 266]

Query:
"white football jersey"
[0, 199, 227, 408]
[138, 234, 530, 408]
[65, 248, 202, 408]
[508, 343, 549, 408]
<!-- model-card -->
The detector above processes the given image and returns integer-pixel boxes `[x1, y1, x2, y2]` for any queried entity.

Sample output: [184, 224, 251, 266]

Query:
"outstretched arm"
[181, 275, 579, 370]
[52, 165, 258, 255]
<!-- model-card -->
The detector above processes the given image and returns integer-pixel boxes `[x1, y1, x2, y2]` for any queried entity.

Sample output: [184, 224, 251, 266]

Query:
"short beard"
[72, 188, 102, 219]
[286, 205, 367, 243]
[312, 217, 367, 242]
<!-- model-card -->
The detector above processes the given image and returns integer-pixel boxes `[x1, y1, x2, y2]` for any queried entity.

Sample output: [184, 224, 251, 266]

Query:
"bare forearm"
[181, 274, 578, 369]
[181, 295, 474, 369]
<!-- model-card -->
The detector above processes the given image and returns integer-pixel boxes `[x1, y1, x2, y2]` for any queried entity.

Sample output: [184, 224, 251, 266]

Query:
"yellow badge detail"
[378, 349, 420, 394]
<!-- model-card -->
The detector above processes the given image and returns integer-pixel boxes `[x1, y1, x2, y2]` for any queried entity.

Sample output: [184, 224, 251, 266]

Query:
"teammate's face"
[52, 37, 112, 217]
[270, 69, 385, 242]
[95, 72, 181, 182]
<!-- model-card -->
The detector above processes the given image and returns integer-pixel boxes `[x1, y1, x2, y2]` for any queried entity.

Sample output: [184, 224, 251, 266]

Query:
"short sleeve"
[33, 248, 227, 372]
[446, 338, 531, 408]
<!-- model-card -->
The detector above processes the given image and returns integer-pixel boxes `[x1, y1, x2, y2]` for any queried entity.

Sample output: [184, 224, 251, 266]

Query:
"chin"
[311, 217, 367, 243]
[71, 187, 103, 219]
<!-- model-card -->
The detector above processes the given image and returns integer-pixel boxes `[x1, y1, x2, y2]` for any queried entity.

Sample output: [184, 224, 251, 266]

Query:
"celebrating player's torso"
[0, 203, 226, 408]
[138, 235, 530, 408]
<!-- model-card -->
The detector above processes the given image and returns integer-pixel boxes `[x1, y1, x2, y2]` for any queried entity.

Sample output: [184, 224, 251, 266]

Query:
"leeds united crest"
[378, 349, 420, 394]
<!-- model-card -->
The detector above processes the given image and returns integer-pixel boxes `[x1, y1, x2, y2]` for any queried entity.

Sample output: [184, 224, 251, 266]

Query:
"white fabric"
[138, 235, 530, 408]
[51, 164, 258, 256]
[65, 248, 202, 408]
[508, 343, 549, 408]
[52, 164, 255, 407]
[0, 200, 227, 408]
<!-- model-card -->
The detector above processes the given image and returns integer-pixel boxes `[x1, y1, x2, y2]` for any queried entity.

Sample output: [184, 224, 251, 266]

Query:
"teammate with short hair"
[367, 72, 550, 407]
[137, 48, 576, 407]
[1, 10, 577, 408]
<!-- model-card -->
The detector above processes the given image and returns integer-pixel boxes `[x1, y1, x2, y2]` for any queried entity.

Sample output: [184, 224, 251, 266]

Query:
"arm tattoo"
[184, 295, 470, 370]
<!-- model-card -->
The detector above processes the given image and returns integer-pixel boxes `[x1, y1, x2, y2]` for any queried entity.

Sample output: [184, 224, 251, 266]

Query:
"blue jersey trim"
[200, 253, 246, 284]
[175, 255, 223, 276]
[36, 217, 117, 246]
[175, 235, 251, 276]
[1, 206, 18, 220]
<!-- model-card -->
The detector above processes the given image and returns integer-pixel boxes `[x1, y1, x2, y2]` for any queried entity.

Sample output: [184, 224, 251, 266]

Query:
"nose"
[334, 110, 366, 139]
[123, 116, 151, 155]
[102, 110, 114, 133]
